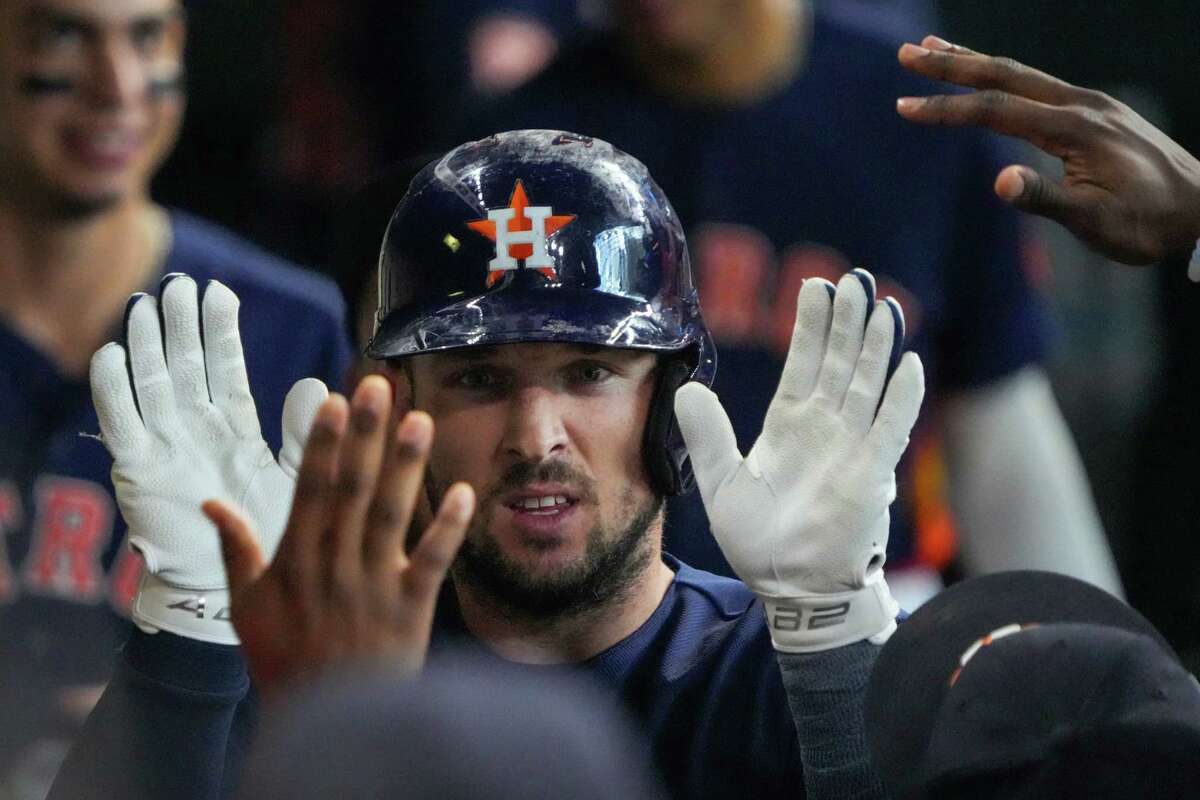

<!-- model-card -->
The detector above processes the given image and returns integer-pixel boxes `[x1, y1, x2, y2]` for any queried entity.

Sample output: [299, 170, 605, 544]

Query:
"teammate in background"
[51, 130, 923, 799]
[895, 36, 1200, 274]
[0, 0, 351, 792]
[469, 0, 1123, 606]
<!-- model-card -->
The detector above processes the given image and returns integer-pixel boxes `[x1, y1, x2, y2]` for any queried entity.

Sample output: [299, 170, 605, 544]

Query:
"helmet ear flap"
[644, 356, 698, 497]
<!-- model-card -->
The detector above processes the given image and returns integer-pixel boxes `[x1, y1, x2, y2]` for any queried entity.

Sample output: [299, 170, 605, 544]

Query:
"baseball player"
[0, 0, 352, 788]
[466, 0, 1122, 606]
[51, 131, 924, 799]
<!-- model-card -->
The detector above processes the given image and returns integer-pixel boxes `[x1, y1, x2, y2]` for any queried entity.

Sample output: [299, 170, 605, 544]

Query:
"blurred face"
[614, 0, 740, 56]
[408, 343, 662, 618]
[0, 0, 185, 215]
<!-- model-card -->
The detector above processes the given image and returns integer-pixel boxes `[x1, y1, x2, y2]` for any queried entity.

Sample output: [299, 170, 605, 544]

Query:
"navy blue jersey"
[0, 210, 353, 774]
[51, 556, 808, 800]
[470, 10, 1051, 574]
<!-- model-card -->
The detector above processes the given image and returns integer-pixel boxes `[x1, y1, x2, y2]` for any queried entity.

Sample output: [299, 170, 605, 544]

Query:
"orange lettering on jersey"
[692, 223, 772, 344]
[773, 245, 853, 355]
[467, 180, 575, 286]
[22, 477, 114, 602]
[0, 482, 21, 603]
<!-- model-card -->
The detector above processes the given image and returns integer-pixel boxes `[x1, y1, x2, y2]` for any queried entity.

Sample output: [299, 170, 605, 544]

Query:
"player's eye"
[453, 367, 505, 390]
[131, 19, 166, 53]
[570, 362, 613, 385]
[30, 18, 86, 53]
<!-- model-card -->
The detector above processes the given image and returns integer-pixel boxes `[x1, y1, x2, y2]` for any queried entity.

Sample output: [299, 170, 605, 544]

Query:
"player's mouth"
[501, 484, 581, 534]
[62, 127, 144, 171]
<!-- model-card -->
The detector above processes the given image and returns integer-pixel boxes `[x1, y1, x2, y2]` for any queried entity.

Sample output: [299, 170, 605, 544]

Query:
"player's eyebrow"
[440, 347, 499, 363]
[19, 4, 183, 36]
[20, 6, 92, 32]
[440, 344, 615, 363]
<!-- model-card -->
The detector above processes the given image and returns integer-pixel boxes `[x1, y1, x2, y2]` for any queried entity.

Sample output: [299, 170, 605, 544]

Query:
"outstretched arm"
[896, 36, 1200, 270]
[676, 270, 925, 798]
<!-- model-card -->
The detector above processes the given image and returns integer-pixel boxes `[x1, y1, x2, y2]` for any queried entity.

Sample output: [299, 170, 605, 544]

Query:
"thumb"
[674, 382, 742, 507]
[995, 165, 1079, 227]
[203, 499, 266, 595]
[278, 378, 329, 478]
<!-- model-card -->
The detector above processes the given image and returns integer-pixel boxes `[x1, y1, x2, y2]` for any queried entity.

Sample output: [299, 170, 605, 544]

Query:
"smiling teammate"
[0, 0, 351, 788]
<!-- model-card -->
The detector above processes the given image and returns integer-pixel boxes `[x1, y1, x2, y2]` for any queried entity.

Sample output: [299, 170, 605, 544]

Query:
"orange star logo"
[466, 180, 576, 286]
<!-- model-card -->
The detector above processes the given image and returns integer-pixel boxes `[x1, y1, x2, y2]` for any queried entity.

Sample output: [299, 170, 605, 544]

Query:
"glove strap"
[763, 579, 899, 653]
[132, 572, 239, 646]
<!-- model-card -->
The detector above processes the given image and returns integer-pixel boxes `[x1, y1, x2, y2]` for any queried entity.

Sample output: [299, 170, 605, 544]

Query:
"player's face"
[615, 0, 741, 56]
[0, 0, 185, 215]
[408, 343, 662, 616]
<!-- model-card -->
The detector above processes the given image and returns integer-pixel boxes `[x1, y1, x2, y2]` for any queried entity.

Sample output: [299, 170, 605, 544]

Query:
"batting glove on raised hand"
[675, 269, 925, 652]
[89, 274, 327, 644]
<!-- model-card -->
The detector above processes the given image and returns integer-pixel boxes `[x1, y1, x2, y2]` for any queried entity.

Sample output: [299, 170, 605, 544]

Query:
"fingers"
[273, 394, 349, 597]
[896, 90, 1069, 155]
[124, 293, 178, 438]
[90, 342, 148, 459]
[897, 40, 1078, 106]
[674, 382, 743, 505]
[993, 164, 1080, 228]
[204, 499, 267, 596]
[328, 377, 392, 583]
[202, 281, 262, 440]
[404, 482, 474, 605]
[841, 299, 902, 435]
[278, 378, 330, 479]
[773, 277, 835, 404]
[361, 411, 434, 572]
[813, 270, 873, 406]
[160, 274, 210, 411]
[867, 352, 926, 472]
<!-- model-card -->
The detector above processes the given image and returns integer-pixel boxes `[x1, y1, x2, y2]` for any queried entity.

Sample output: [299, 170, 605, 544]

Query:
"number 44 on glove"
[675, 269, 925, 653]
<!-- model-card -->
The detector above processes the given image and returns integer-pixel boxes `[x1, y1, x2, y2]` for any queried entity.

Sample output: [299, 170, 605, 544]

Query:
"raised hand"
[90, 274, 328, 644]
[675, 270, 924, 652]
[897, 36, 1200, 266]
[203, 377, 474, 696]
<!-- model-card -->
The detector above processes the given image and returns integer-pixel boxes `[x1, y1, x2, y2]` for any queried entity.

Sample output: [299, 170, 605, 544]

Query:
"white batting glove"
[675, 270, 925, 652]
[89, 275, 328, 644]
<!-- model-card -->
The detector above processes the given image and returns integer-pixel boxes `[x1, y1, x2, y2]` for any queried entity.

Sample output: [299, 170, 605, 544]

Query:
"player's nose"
[499, 386, 569, 463]
[87, 37, 146, 108]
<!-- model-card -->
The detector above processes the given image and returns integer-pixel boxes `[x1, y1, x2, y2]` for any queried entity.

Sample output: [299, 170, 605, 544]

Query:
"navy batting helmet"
[366, 129, 715, 496]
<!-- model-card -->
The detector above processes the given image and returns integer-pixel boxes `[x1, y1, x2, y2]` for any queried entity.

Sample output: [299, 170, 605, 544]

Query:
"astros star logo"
[466, 180, 575, 287]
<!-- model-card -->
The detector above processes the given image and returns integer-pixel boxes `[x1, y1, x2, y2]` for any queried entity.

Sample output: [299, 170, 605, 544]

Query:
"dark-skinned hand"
[897, 35, 1200, 266]
[202, 375, 475, 698]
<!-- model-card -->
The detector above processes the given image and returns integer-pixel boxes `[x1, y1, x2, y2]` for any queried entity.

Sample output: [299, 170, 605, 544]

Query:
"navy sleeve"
[777, 642, 887, 799]
[49, 630, 249, 800]
[938, 134, 1052, 391]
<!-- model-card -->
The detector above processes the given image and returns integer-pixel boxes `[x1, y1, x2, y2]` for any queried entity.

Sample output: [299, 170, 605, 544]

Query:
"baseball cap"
[865, 571, 1200, 799]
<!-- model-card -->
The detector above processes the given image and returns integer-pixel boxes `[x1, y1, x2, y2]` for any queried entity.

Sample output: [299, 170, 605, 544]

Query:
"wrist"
[761, 579, 899, 653]
[132, 572, 239, 646]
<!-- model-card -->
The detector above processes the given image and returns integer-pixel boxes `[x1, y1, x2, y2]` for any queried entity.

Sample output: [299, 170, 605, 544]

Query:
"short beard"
[427, 462, 663, 622]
